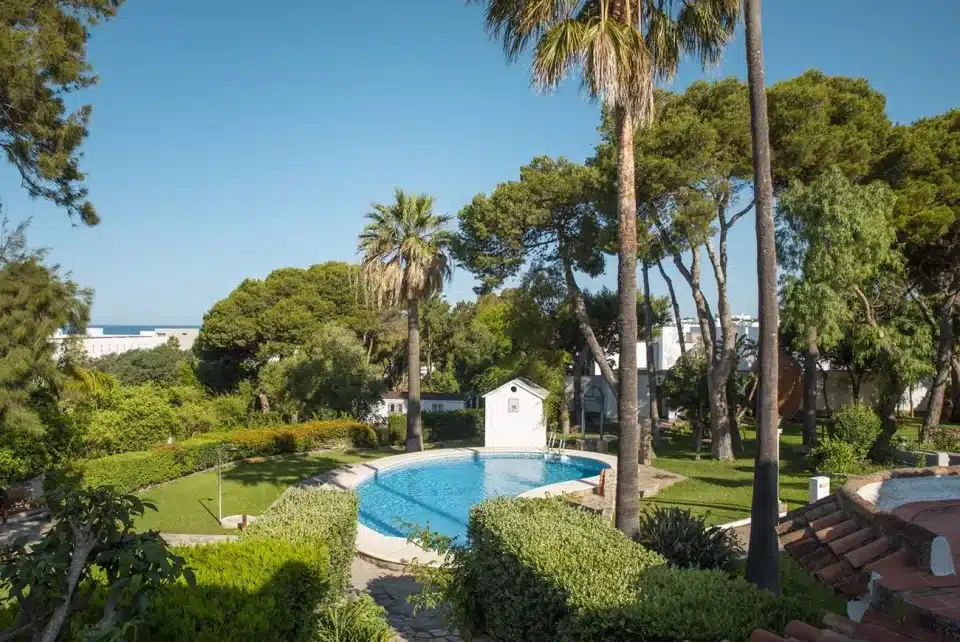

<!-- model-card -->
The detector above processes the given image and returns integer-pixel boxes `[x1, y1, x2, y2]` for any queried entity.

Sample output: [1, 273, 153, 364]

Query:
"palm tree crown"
[358, 189, 454, 305]
[472, 0, 738, 121]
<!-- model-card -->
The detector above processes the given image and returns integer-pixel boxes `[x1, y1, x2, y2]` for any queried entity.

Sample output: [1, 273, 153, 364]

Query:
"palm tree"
[743, 0, 780, 594]
[469, 0, 738, 537]
[358, 189, 453, 452]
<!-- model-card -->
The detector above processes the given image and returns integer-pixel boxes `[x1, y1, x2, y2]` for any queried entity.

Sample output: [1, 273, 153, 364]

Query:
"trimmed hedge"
[134, 539, 331, 642]
[464, 497, 829, 642]
[466, 497, 664, 641]
[385, 409, 483, 445]
[56, 420, 377, 494]
[243, 488, 359, 593]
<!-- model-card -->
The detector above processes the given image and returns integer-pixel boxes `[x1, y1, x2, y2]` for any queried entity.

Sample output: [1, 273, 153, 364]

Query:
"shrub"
[810, 439, 865, 476]
[133, 539, 330, 642]
[424, 409, 483, 442]
[931, 427, 960, 453]
[466, 497, 664, 641]
[635, 506, 742, 571]
[387, 413, 406, 445]
[58, 420, 377, 494]
[243, 488, 358, 593]
[829, 403, 882, 456]
[316, 595, 391, 642]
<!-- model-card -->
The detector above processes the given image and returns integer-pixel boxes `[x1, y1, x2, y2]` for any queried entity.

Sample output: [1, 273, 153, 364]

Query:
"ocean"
[92, 325, 200, 336]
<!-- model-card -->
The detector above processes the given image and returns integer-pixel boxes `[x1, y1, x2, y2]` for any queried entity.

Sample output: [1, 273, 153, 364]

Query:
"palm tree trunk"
[951, 351, 960, 423]
[406, 298, 424, 452]
[614, 106, 641, 539]
[922, 296, 956, 439]
[802, 327, 820, 447]
[744, 0, 781, 595]
[657, 258, 685, 356]
[642, 259, 660, 426]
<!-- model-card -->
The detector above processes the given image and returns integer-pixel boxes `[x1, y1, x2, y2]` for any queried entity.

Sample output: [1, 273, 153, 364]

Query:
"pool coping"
[311, 447, 618, 569]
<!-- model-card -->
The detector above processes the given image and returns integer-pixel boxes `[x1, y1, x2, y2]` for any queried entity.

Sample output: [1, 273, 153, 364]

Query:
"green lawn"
[632, 422, 812, 525]
[135, 450, 387, 534]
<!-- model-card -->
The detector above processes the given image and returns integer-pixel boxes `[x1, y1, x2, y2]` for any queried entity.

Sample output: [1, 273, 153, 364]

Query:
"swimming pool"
[356, 451, 609, 543]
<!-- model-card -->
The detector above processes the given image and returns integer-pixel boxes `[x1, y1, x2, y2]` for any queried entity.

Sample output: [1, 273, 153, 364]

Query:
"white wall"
[50, 328, 198, 359]
[484, 385, 546, 448]
[371, 398, 466, 422]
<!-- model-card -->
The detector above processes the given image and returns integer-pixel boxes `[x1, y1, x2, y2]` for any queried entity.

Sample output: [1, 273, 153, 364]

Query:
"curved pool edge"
[310, 447, 617, 569]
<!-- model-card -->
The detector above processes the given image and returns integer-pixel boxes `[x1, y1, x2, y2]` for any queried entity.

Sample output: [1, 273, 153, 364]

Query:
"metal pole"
[218, 449, 222, 524]
[581, 387, 586, 443]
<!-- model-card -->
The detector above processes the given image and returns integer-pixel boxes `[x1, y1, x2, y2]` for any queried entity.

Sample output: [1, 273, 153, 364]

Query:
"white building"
[51, 327, 199, 359]
[483, 377, 549, 448]
[372, 391, 466, 422]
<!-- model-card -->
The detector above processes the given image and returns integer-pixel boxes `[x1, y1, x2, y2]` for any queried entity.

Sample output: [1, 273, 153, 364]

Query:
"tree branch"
[727, 198, 755, 228]
[853, 286, 878, 328]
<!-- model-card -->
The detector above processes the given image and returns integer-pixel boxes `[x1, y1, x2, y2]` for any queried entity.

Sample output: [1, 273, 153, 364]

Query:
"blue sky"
[4, 0, 959, 325]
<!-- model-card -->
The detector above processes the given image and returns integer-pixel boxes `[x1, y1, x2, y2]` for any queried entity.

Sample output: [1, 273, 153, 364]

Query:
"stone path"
[351, 557, 475, 641]
[0, 511, 51, 547]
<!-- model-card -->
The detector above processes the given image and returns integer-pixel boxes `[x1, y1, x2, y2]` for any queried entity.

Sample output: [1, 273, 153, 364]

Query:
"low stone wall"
[891, 449, 960, 468]
[839, 466, 960, 572]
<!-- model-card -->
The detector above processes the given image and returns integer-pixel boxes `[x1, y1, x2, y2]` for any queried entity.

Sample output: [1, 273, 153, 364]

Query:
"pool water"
[356, 452, 609, 543]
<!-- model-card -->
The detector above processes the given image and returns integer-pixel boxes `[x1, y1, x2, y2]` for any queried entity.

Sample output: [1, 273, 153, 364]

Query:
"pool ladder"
[546, 434, 566, 458]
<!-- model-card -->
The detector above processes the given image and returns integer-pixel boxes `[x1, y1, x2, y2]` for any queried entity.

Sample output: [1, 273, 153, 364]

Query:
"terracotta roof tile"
[828, 527, 876, 555]
[787, 535, 824, 559]
[810, 509, 849, 532]
[782, 526, 814, 546]
[814, 559, 856, 585]
[844, 536, 893, 569]
[749, 630, 785, 642]
[815, 518, 860, 543]
[833, 571, 870, 598]
[784, 620, 822, 640]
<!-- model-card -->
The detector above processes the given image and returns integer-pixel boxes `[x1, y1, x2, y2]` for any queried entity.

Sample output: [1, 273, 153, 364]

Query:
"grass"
[134, 449, 387, 534]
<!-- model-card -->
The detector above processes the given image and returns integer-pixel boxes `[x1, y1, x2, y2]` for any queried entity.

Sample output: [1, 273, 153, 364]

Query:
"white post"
[808, 476, 830, 504]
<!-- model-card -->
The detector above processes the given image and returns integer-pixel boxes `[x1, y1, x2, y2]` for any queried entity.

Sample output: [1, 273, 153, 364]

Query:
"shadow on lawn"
[221, 451, 382, 488]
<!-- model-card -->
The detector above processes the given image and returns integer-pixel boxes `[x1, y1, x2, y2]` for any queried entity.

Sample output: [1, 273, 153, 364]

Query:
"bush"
[931, 427, 960, 453]
[635, 506, 742, 571]
[58, 420, 377, 494]
[134, 539, 331, 642]
[243, 488, 358, 593]
[424, 409, 483, 442]
[466, 497, 664, 641]
[387, 413, 406, 445]
[829, 403, 882, 456]
[316, 595, 391, 642]
[810, 439, 865, 476]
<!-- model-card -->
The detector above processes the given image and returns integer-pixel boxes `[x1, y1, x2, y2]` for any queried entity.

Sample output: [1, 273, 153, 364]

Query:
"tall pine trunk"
[614, 107, 641, 539]
[802, 327, 820, 447]
[657, 259, 685, 356]
[951, 352, 960, 423]
[642, 260, 660, 426]
[406, 298, 424, 452]
[707, 375, 734, 460]
[922, 297, 956, 440]
[572, 349, 588, 431]
[744, 0, 781, 595]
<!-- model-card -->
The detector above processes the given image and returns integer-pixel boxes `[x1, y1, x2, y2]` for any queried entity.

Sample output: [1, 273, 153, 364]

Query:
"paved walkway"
[351, 557, 473, 641]
[0, 511, 51, 547]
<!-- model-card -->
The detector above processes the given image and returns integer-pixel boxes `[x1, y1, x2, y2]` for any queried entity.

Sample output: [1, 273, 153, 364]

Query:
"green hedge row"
[385, 409, 482, 445]
[464, 498, 820, 642]
[54, 420, 377, 494]
[132, 539, 331, 642]
[243, 488, 359, 593]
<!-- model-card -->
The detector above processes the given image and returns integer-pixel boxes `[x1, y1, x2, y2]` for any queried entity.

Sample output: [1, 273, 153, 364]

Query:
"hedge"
[243, 488, 359, 593]
[131, 539, 331, 642]
[385, 409, 483, 445]
[464, 497, 828, 641]
[465, 497, 664, 641]
[54, 420, 377, 494]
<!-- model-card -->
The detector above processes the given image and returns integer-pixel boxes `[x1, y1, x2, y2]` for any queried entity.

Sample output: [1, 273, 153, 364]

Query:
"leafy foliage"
[315, 595, 391, 642]
[810, 439, 865, 476]
[0, 486, 191, 642]
[57, 420, 377, 494]
[0, 0, 126, 224]
[829, 404, 883, 456]
[194, 262, 380, 391]
[635, 506, 742, 571]
[91, 341, 197, 387]
[660, 347, 709, 430]
[257, 323, 384, 422]
[386, 410, 483, 444]
[931, 427, 960, 453]
[243, 488, 359, 594]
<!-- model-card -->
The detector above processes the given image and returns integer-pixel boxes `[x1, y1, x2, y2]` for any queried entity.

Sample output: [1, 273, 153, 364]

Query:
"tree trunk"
[562, 256, 619, 394]
[802, 327, 820, 447]
[560, 399, 571, 435]
[707, 375, 735, 460]
[692, 419, 704, 460]
[572, 350, 587, 431]
[642, 260, 660, 428]
[657, 259, 685, 356]
[36, 531, 95, 642]
[406, 299, 424, 452]
[613, 107, 641, 539]
[744, 0, 781, 596]
[922, 297, 956, 439]
[951, 352, 960, 423]
[850, 372, 862, 405]
[870, 384, 902, 460]
[258, 390, 271, 414]
[819, 364, 832, 416]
